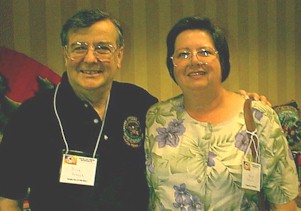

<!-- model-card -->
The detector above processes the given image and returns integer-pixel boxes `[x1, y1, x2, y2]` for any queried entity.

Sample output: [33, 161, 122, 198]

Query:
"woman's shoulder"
[149, 94, 183, 110]
[251, 100, 276, 116]
[249, 100, 280, 127]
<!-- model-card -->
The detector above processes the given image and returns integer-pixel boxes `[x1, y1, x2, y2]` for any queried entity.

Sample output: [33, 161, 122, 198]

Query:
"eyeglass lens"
[66, 42, 116, 61]
[172, 47, 217, 66]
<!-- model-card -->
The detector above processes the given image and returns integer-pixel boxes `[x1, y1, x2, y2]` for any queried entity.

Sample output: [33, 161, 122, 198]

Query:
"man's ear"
[116, 46, 124, 69]
[62, 47, 68, 65]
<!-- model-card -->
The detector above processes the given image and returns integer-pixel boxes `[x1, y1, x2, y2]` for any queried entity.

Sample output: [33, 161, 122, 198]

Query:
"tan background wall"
[0, 0, 300, 106]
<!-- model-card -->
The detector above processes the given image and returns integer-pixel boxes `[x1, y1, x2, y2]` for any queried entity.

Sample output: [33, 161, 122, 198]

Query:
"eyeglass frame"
[170, 47, 218, 66]
[64, 41, 119, 61]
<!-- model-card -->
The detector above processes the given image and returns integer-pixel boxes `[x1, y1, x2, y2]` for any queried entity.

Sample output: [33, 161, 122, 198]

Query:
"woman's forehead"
[175, 30, 214, 48]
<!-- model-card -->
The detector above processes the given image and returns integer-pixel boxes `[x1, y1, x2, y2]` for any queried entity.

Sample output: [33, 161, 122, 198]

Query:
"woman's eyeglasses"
[171, 47, 218, 66]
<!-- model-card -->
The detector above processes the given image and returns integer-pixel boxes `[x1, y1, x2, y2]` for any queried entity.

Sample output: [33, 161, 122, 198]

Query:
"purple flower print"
[168, 119, 185, 134]
[253, 108, 263, 121]
[235, 131, 249, 153]
[155, 127, 179, 148]
[173, 184, 204, 211]
[185, 195, 204, 211]
[155, 119, 186, 148]
[173, 196, 187, 211]
[171, 103, 184, 113]
[208, 151, 216, 167]
[145, 153, 154, 173]
[174, 183, 191, 200]
[173, 183, 190, 210]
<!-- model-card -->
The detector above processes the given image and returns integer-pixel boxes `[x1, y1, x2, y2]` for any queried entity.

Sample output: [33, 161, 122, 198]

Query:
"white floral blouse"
[145, 94, 298, 211]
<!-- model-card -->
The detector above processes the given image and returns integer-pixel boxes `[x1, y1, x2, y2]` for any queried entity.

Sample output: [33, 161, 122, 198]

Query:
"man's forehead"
[67, 20, 118, 43]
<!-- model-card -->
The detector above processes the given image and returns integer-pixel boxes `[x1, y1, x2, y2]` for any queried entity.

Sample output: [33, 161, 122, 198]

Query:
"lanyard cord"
[53, 83, 110, 158]
[243, 99, 260, 163]
[244, 129, 260, 163]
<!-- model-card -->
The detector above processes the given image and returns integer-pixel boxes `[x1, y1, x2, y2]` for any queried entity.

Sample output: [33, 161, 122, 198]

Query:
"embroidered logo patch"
[123, 116, 143, 148]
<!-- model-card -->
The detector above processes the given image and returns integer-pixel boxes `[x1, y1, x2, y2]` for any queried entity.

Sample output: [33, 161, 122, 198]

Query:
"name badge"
[241, 160, 261, 191]
[59, 151, 97, 186]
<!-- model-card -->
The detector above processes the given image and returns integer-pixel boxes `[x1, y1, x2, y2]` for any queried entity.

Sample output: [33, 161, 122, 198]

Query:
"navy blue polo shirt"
[0, 73, 158, 211]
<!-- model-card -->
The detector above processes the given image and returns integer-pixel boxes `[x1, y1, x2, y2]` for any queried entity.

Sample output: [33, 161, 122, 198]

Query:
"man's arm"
[0, 197, 22, 211]
[238, 90, 272, 107]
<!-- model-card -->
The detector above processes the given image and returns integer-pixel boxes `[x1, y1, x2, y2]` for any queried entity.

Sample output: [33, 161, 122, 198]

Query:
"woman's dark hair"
[60, 9, 124, 48]
[166, 17, 230, 83]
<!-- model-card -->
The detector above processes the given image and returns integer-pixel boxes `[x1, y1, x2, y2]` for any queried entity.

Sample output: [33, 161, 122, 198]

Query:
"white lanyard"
[53, 83, 110, 158]
[244, 129, 260, 163]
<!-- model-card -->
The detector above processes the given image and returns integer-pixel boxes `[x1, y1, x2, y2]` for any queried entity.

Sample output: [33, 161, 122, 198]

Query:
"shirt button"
[93, 119, 99, 124]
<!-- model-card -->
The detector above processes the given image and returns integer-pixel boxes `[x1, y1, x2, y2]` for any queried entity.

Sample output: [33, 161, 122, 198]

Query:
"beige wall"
[0, 0, 300, 106]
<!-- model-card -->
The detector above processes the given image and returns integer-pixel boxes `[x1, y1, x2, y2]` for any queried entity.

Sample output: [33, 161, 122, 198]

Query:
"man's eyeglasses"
[65, 41, 117, 61]
[170, 47, 218, 66]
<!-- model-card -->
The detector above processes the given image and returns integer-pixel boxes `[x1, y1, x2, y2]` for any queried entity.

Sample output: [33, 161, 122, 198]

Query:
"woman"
[145, 17, 298, 210]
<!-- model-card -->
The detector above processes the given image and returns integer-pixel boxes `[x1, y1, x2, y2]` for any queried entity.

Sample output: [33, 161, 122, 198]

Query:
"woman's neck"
[183, 88, 242, 124]
[183, 87, 226, 112]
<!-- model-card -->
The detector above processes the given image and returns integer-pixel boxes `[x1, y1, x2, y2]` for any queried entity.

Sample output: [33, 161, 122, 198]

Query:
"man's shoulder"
[112, 81, 157, 99]
[111, 81, 158, 110]
[112, 81, 148, 92]
[16, 88, 55, 112]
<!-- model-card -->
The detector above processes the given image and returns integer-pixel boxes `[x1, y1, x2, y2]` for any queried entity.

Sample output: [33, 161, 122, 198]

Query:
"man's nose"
[83, 48, 99, 63]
